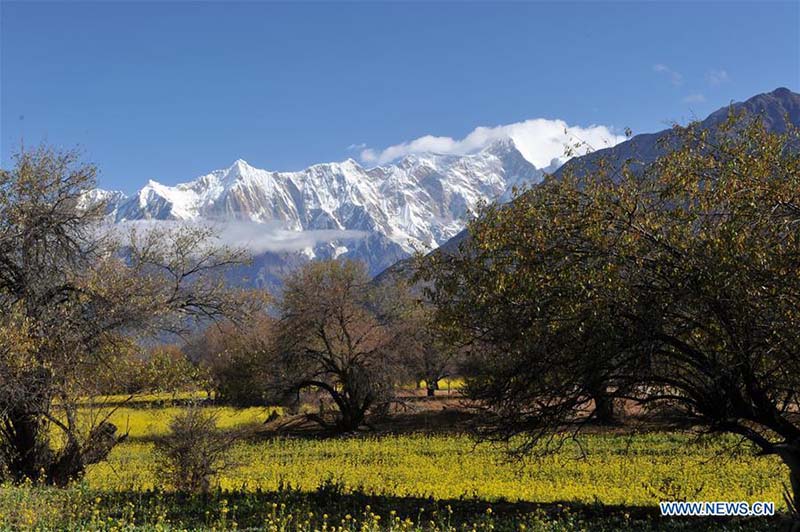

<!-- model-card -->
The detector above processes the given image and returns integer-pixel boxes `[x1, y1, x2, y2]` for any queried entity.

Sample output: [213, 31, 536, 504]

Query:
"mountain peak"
[481, 137, 518, 156]
[229, 158, 254, 172]
[707, 87, 800, 133]
[770, 87, 795, 97]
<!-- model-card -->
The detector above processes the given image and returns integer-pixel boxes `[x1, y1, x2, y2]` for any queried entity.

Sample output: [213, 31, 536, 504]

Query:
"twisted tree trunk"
[48, 421, 122, 487]
[593, 393, 616, 424]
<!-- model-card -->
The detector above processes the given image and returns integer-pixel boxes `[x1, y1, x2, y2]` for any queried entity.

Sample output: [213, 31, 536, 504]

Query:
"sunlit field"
[0, 397, 785, 530]
[88, 424, 785, 506]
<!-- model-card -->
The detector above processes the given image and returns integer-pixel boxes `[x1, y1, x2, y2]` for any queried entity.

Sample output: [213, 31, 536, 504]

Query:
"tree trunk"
[337, 406, 364, 433]
[287, 390, 301, 415]
[592, 391, 616, 424]
[3, 405, 122, 486]
[5, 408, 48, 483]
[426, 379, 439, 397]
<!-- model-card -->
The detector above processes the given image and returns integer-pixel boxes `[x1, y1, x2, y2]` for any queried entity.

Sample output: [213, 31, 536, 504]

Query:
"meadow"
[0, 399, 787, 530]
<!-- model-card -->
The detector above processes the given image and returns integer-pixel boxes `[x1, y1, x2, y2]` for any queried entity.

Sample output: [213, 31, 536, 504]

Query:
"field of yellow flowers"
[0, 401, 788, 530]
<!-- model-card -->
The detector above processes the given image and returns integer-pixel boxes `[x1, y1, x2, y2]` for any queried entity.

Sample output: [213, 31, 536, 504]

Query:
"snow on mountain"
[91, 138, 545, 288]
[396, 87, 800, 284]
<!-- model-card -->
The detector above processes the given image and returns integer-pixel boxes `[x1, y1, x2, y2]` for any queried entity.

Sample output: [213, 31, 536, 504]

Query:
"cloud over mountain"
[359, 118, 626, 168]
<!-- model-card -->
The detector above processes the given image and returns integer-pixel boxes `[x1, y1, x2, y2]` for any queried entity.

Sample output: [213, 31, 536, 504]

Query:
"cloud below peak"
[359, 118, 626, 169]
[112, 219, 367, 255]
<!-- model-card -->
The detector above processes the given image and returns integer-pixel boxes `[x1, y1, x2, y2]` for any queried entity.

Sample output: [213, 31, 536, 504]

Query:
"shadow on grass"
[64, 486, 785, 531]
[123, 401, 480, 444]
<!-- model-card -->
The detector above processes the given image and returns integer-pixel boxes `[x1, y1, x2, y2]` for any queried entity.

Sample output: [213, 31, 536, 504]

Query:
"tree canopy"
[417, 113, 800, 512]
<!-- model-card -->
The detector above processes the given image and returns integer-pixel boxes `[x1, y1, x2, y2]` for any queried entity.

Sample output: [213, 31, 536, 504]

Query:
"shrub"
[153, 406, 237, 493]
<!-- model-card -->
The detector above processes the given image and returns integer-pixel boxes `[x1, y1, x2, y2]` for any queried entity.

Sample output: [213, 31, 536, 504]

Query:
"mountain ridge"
[89, 88, 799, 290]
[89, 138, 549, 289]
[414, 87, 800, 263]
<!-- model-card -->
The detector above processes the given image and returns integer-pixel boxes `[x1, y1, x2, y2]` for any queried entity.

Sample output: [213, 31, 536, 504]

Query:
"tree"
[275, 260, 410, 432]
[403, 308, 461, 397]
[187, 314, 278, 407]
[417, 113, 800, 515]
[0, 145, 253, 485]
[140, 345, 208, 398]
[89, 341, 210, 398]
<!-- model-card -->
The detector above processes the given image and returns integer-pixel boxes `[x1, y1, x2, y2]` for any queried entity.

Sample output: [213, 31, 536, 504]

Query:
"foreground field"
[0, 482, 783, 531]
[1, 402, 789, 530]
[90, 427, 786, 506]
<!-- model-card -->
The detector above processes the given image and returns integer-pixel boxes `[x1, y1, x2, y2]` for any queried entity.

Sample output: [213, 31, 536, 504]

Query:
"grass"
[2, 399, 791, 530]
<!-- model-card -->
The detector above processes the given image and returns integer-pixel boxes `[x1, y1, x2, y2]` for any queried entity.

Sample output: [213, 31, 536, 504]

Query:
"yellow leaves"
[0, 303, 39, 370]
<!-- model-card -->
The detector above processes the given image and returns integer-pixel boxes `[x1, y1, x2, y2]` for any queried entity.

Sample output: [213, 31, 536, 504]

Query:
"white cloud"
[683, 93, 706, 104]
[347, 143, 367, 151]
[112, 220, 366, 256]
[705, 69, 730, 86]
[359, 118, 626, 169]
[653, 63, 684, 86]
[214, 222, 366, 255]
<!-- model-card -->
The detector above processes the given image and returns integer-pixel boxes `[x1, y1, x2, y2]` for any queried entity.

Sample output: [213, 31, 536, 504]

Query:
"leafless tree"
[186, 314, 279, 407]
[153, 406, 239, 494]
[275, 260, 411, 432]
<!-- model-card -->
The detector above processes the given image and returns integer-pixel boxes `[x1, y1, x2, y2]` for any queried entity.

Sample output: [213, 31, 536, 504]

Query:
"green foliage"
[416, 112, 800, 508]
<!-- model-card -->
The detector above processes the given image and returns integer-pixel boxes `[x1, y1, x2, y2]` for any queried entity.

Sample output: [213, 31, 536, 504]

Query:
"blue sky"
[2, 1, 798, 193]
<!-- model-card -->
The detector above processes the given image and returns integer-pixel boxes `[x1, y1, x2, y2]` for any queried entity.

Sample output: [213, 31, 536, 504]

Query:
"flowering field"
[88, 429, 785, 507]
[1, 403, 787, 530]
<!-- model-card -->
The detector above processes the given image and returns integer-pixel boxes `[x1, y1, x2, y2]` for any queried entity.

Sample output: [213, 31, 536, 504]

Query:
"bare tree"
[275, 260, 410, 432]
[154, 406, 238, 493]
[187, 313, 278, 407]
[0, 145, 254, 485]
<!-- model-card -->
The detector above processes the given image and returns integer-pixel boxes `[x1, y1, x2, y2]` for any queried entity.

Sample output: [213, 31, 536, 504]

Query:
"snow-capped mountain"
[92, 138, 546, 289]
[395, 87, 800, 275]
